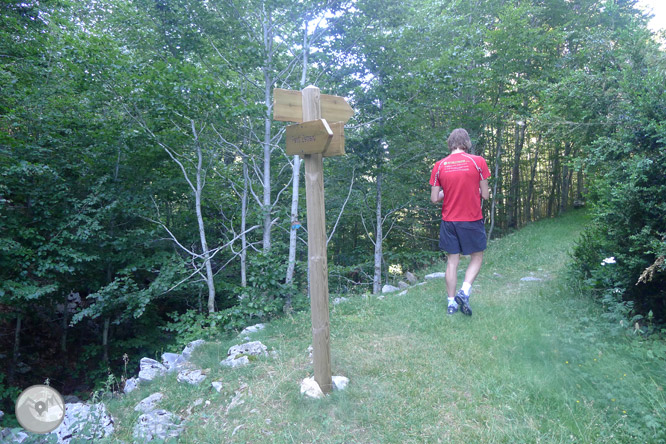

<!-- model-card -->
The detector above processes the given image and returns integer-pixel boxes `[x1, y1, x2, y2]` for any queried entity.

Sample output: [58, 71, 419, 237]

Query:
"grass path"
[107, 211, 665, 443]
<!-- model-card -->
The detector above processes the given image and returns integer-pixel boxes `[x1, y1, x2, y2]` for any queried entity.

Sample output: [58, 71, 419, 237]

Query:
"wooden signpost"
[274, 85, 353, 394]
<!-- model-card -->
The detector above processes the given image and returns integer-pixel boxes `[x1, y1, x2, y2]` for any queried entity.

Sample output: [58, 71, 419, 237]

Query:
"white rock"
[161, 352, 185, 372]
[220, 355, 250, 368]
[181, 339, 206, 361]
[134, 393, 164, 413]
[300, 377, 324, 399]
[398, 290, 408, 296]
[52, 402, 114, 443]
[228, 341, 268, 359]
[124, 377, 139, 394]
[332, 375, 350, 391]
[520, 276, 542, 282]
[211, 381, 224, 392]
[377, 295, 385, 300]
[425, 272, 446, 280]
[138, 358, 167, 382]
[133, 409, 183, 442]
[382, 284, 400, 293]
[240, 323, 265, 337]
[177, 368, 207, 385]
[398, 281, 409, 289]
[332, 297, 348, 305]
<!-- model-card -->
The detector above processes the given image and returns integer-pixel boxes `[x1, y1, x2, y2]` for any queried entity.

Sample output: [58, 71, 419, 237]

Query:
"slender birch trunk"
[262, 6, 274, 253]
[373, 171, 383, 294]
[488, 126, 502, 241]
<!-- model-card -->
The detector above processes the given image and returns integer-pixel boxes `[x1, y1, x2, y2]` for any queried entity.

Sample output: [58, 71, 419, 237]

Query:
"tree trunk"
[488, 126, 502, 241]
[286, 155, 301, 287]
[241, 158, 249, 288]
[61, 308, 68, 353]
[102, 317, 110, 364]
[192, 121, 216, 313]
[559, 142, 573, 214]
[8, 314, 22, 385]
[261, 7, 274, 253]
[548, 144, 561, 217]
[507, 122, 525, 229]
[373, 171, 383, 294]
[524, 135, 541, 223]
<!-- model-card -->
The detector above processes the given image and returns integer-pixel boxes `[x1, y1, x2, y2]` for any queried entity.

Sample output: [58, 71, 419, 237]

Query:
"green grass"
[104, 211, 666, 443]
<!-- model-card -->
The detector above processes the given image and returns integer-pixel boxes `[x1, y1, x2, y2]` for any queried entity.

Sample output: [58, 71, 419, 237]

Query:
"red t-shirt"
[430, 152, 491, 221]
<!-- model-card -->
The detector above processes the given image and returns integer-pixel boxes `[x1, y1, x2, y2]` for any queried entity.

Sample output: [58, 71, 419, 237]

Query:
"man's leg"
[446, 253, 460, 298]
[463, 251, 484, 289]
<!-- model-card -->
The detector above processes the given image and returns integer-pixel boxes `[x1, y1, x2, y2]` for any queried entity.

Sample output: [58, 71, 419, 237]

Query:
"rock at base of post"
[300, 375, 349, 399]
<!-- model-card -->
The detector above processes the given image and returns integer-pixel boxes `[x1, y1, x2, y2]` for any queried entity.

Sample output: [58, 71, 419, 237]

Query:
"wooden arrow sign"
[274, 88, 354, 124]
[285, 119, 333, 156]
[323, 121, 345, 157]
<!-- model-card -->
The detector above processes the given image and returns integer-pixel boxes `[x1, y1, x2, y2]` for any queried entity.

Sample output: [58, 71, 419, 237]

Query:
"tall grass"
[104, 211, 665, 443]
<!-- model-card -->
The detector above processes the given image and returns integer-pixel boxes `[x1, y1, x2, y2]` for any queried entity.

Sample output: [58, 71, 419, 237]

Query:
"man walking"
[430, 128, 490, 316]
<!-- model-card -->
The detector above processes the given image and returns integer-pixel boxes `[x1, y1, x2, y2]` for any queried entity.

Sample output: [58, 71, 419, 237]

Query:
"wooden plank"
[285, 120, 333, 156]
[323, 121, 345, 157]
[274, 88, 354, 124]
[321, 94, 354, 124]
[273, 88, 303, 123]
[301, 85, 333, 395]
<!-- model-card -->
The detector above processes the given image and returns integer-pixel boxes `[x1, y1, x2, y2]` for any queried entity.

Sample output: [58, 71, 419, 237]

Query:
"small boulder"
[520, 276, 542, 282]
[228, 341, 268, 359]
[161, 352, 185, 372]
[382, 285, 400, 293]
[181, 339, 206, 361]
[133, 409, 183, 442]
[300, 377, 324, 399]
[398, 290, 407, 296]
[211, 381, 224, 392]
[425, 272, 446, 280]
[332, 375, 350, 391]
[124, 377, 139, 394]
[134, 393, 164, 414]
[404, 272, 418, 284]
[139, 358, 167, 382]
[52, 402, 114, 443]
[177, 368, 207, 385]
[220, 355, 250, 368]
[240, 323, 265, 338]
[398, 281, 409, 290]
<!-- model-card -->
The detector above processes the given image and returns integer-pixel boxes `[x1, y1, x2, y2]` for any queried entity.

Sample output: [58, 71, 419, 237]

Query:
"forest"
[1, 0, 665, 408]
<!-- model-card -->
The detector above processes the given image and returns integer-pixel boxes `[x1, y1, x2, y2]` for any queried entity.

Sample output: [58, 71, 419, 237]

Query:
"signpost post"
[274, 85, 353, 394]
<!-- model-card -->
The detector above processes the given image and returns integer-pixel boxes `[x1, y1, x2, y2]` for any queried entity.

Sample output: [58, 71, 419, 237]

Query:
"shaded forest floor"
[105, 211, 665, 443]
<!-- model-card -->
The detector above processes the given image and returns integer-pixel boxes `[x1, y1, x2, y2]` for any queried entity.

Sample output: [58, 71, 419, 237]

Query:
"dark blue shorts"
[439, 219, 487, 255]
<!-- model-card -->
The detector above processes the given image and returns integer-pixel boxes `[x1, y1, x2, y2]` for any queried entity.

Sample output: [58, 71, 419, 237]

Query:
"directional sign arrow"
[274, 88, 354, 124]
[323, 121, 345, 157]
[285, 119, 333, 156]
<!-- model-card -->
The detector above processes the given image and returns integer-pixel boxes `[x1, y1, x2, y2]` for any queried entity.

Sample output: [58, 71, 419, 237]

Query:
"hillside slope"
[105, 211, 665, 443]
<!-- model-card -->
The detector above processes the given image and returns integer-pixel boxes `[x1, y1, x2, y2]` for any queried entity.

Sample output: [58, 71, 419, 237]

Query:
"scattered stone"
[52, 402, 114, 443]
[177, 368, 207, 385]
[493, 273, 503, 277]
[181, 339, 206, 361]
[416, 282, 427, 286]
[133, 409, 183, 442]
[425, 272, 446, 280]
[124, 377, 139, 394]
[300, 377, 324, 399]
[332, 297, 349, 305]
[228, 341, 268, 359]
[134, 393, 164, 413]
[520, 276, 542, 282]
[398, 281, 409, 290]
[377, 295, 385, 300]
[398, 290, 407, 296]
[332, 375, 350, 391]
[161, 352, 185, 372]
[405, 272, 418, 284]
[240, 323, 265, 338]
[211, 381, 224, 393]
[381, 284, 400, 293]
[220, 355, 250, 368]
[139, 358, 167, 382]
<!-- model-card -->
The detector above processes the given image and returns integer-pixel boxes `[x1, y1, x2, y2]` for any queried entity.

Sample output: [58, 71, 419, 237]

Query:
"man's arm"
[431, 186, 443, 204]
[480, 179, 490, 200]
